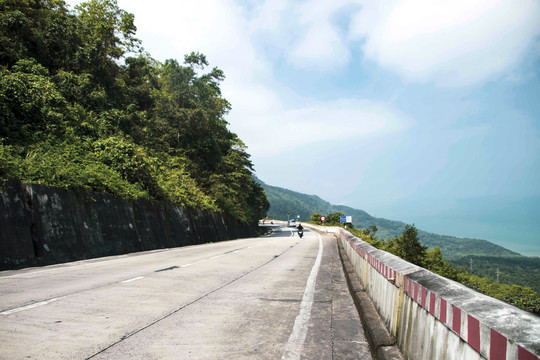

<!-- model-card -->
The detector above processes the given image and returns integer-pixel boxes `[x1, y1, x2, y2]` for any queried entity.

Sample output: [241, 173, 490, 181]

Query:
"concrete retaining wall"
[0, 180, 256, 270]
[329, 227, 540, 360]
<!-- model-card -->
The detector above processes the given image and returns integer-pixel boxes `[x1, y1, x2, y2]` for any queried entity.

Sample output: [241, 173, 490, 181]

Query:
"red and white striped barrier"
[336, 228, 539, 360]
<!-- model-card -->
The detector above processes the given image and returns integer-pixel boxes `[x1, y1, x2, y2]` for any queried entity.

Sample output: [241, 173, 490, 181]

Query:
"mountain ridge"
[259, 180, 520, 259]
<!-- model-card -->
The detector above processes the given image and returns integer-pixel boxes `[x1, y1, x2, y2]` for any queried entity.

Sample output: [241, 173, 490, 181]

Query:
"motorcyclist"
[297, 223, 304, 238]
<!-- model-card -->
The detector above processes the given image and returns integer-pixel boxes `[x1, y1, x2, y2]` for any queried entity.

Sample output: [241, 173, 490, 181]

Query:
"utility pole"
[470, 258, 473, 273]
[496, 267, 500, 283]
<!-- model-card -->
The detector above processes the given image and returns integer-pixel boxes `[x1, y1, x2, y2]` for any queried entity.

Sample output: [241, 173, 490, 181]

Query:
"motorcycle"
[298, 228, 304, 238]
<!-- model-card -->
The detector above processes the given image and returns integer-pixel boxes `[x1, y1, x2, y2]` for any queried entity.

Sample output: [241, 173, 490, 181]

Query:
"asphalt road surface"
[0, 225, 372, 359]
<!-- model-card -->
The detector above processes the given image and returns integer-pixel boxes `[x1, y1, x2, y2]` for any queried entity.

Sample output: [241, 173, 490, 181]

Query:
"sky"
[66, 0, 540, 256]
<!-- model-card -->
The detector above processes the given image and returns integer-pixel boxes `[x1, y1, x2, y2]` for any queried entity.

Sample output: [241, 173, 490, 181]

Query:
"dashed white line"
[209, 255, 223, 260]
[1, 298, 61, 315]
[181, 263, 193, 268]
[122, 276, 144, 283]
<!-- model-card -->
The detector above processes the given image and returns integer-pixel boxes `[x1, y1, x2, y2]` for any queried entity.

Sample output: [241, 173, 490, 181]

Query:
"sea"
[371, 196, 540, 257]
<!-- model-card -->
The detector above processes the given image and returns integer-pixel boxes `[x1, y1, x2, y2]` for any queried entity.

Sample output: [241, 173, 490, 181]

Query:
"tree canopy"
[0, 0, 268, 223]
[386, 224, 427, 266]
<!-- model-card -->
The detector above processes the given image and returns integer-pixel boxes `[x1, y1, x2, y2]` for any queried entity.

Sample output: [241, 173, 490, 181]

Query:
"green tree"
[349, 227, 384, 249]
[0, 0, 81, 71]
[500, 285, 540, 314]
[386, 224, 427, 266]
[0, 0, 268, 224]
[74, 0, 140, 91]
[424, 246, 459, 280]
[326, 212, 344, 226]
[0, 59, 67, 145]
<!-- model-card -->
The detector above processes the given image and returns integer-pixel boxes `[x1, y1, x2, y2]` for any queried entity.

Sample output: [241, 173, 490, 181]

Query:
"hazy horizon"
[264, 178, 540, 257]
[362, 196, 540, 257]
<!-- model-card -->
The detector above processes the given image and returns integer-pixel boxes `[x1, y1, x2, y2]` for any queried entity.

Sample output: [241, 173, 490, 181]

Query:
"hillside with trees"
[449, 255, 540, 300]
[0, 0, 268, 223]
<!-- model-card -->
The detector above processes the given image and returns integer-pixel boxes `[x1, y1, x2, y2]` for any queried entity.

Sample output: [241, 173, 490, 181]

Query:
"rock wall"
[317, 226, 539, 360]
[0, 180, 256, 270]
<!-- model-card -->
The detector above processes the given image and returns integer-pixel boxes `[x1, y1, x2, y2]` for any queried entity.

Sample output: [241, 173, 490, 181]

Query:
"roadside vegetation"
[310, 212, 540, 315]
[0, 0, 268, 223]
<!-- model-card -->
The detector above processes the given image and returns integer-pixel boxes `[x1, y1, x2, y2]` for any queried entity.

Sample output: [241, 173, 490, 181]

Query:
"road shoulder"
[302, 234, 372, 359]
[337, 239, 405, 360]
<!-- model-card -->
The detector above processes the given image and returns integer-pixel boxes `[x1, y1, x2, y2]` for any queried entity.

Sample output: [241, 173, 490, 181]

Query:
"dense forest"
[261, 180, 540, 314]
[0, 0, 268, 223]
[449, 255, 540, 298]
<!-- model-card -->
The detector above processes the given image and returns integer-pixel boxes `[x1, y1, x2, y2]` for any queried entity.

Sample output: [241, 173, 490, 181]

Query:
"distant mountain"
[260, 180, 519, 259]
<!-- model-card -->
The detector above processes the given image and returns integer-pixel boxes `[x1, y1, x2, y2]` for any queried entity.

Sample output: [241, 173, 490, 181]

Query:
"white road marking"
[282, 232, 324, 360]
[181, 263, 193, 268]
[122, 276, 144, 283]
[230, 250, 240, 254]
[209, 255, 223, 260]
[1, 298, 61, 315]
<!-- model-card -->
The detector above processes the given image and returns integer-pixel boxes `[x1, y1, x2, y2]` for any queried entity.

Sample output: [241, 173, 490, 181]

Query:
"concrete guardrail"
[310, 225, 540, 360]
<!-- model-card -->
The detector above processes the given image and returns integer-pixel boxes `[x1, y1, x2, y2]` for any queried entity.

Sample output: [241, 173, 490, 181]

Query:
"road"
[0, 225, 372, 359]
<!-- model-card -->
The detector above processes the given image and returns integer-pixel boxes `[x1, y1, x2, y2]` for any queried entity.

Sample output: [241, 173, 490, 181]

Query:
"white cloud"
[350, 0, 540, 86]
[286, 0, 353, 70]
[246, 0, 540, 84]
[115, 0, 267, 80]
[288, 21, 351, 70]
[232, 98, 410, 158]
[250, 0, 289, 31]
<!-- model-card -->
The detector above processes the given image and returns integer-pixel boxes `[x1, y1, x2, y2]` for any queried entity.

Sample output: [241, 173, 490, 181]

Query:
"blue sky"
[67, 0, 540, 256]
